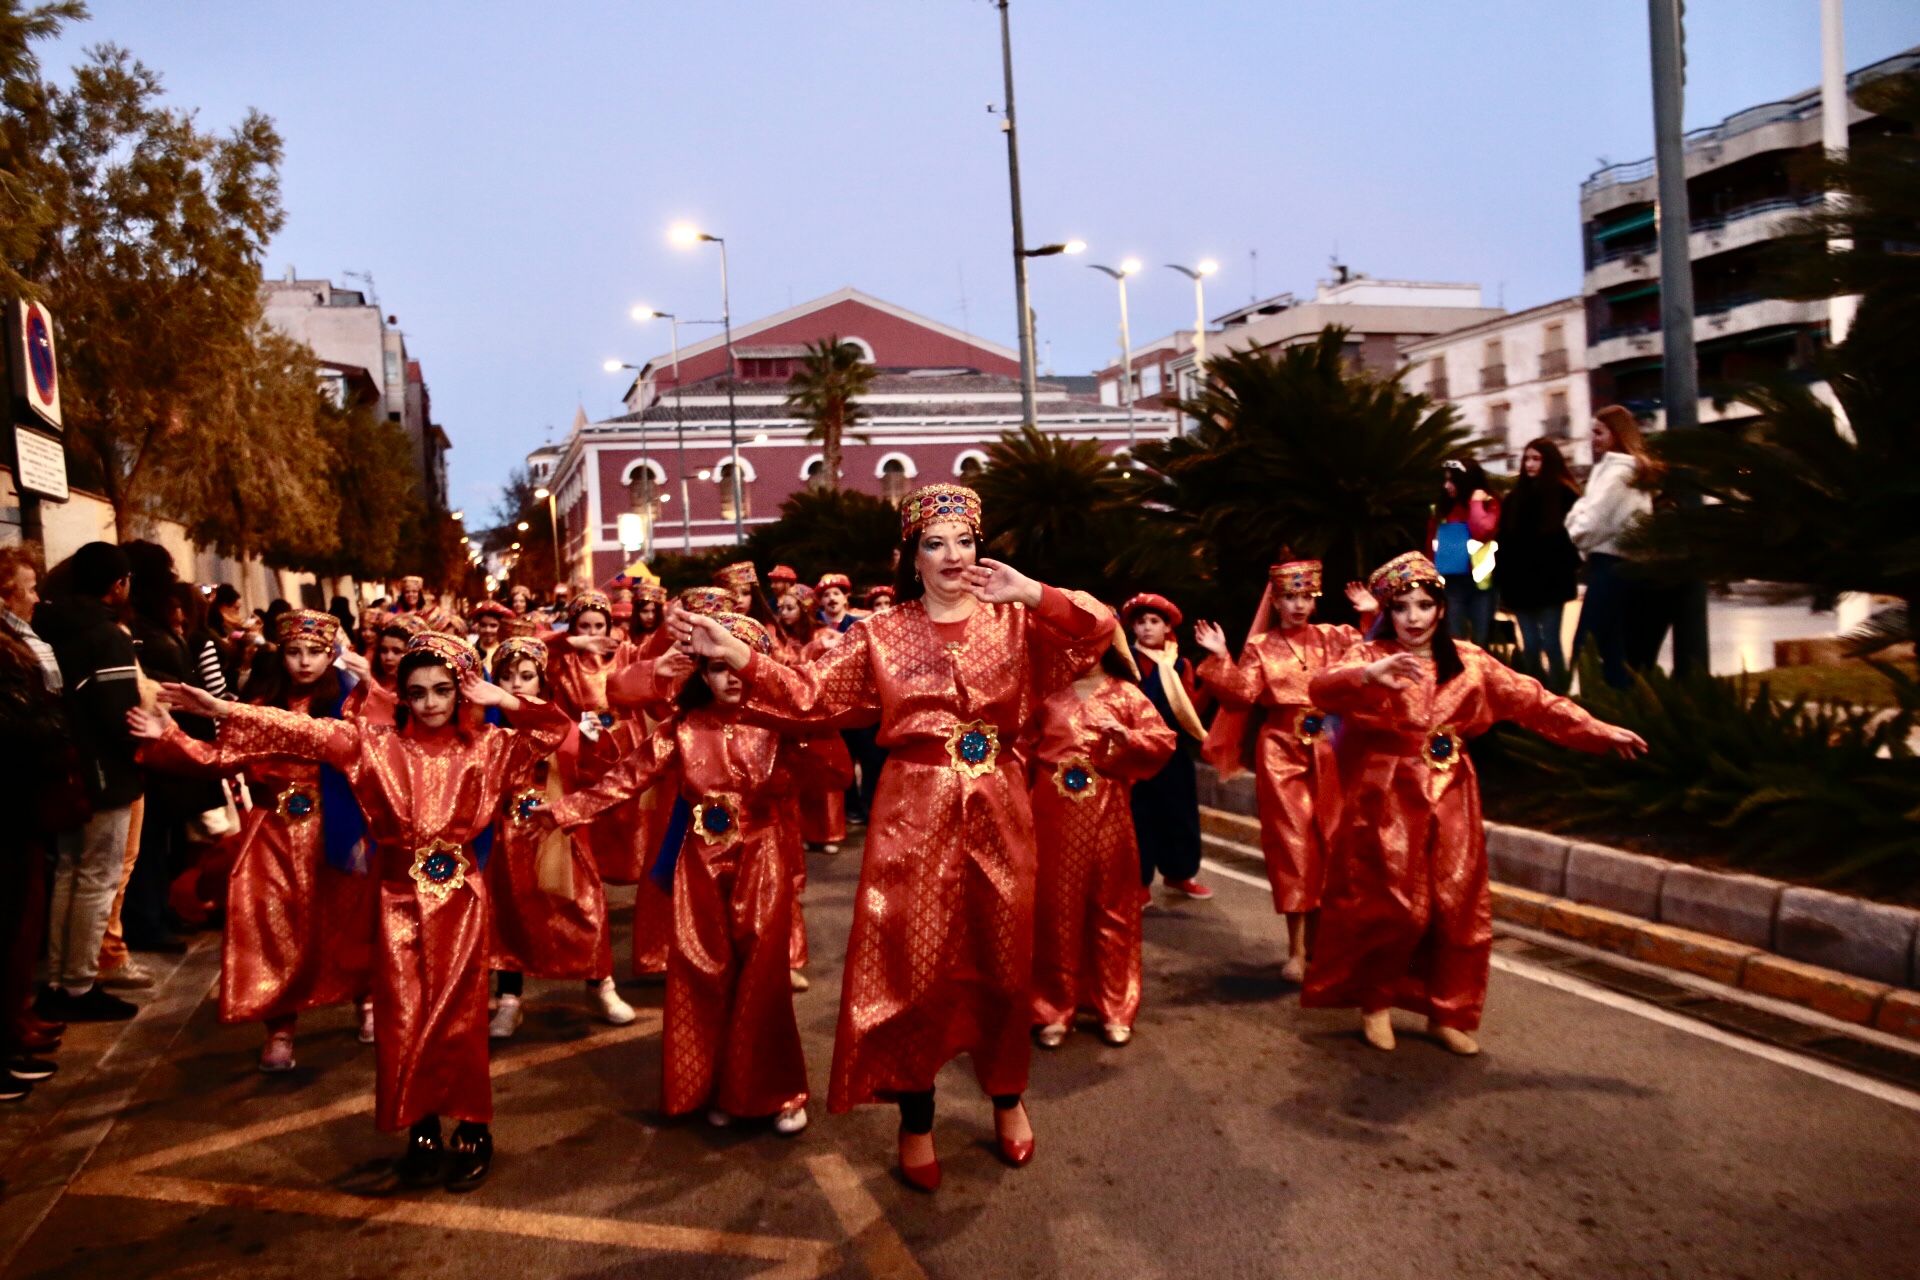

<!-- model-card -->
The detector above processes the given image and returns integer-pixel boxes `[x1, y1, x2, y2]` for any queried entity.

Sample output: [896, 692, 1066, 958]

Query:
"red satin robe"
[790, 631, 849, 849]
[1027, 678, 1177, 1031]
[737, 587, 1111, 1111]
[1304, 642, 1621, 1030]
[140, 702, 375, 1026]
[773, 630, 850, 969]
[487, 723, 612, 980]
[550, 713, 851, 1118]
[211, 698, 571, 1130]
[1199, 622, 1365, 913]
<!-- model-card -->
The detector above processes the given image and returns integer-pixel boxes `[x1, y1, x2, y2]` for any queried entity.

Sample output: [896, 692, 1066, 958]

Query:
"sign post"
[6, 298, 68, 543]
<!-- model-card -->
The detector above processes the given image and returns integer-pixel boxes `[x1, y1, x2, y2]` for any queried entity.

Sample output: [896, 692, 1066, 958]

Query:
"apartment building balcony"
[1539, 348, 1570, 378]
[1427, 376, 1450, 400]
[1584, 193, 1823, 291]
[1541, 414, 1573, 440]
[1588, 296, 1825, 369]
[1479, 363, 1507, 391]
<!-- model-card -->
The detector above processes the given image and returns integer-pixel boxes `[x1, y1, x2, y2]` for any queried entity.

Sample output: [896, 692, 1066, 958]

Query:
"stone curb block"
[1563, 843, 1670, 919]
[1774, 888, 1919, 989]
[1629, 923, 1758, 987]
[1740, 954, 1890, 1026]
[1485, 823, 1571, 897]
[1541, 900, 1644, 953]
[1194, 766, 1218, 809]
[1656, 865, 1781, 952]
[1876, 989, 1920, 1041]
[1199, 808, 1261, 844]
[1490, 884, 1551, 929]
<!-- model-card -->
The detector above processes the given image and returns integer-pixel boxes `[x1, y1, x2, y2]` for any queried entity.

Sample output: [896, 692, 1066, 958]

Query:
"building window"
[1545, 391, 1571, 439]
[1100, 379, 1119, 406]
[954, 451, 987, 484]
[880, 457, 911, 506]
[1481, 339, 1506, 391]
[1427, 357, 1449, 400]
[1490, 401, 1511, 439]
[1140, 363, 1162, 397]
[802, 455, 828, 490]
[1541, 322, 1569, 377]
[717, 462, 749, 521]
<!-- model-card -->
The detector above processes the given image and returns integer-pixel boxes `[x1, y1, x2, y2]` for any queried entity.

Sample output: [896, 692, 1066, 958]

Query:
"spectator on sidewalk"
[1428, 460, 1501, 645]
[1494, 438, 1583, 690]
[1567, 407, 1660, 689]
[1, 547, 61, 693]
[35, 542, 144, 1023]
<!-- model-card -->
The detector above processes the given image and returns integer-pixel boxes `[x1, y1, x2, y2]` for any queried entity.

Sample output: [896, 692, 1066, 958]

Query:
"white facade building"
[1399, 297, 1590, 470]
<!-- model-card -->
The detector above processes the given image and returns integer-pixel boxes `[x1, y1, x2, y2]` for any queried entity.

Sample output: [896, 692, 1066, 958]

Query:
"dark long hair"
[1500, 438, 1582, 536]
[328, 595, 356, 635]
[124, 540, 178, 630]
[238, 641, 344, 715]
[1368, 584, 1464, 685]
[1435, 459, 1491, 520]
[392, 651, 459, 731]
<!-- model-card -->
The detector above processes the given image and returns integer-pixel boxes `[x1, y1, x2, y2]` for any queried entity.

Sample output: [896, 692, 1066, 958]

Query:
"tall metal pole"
[1821, 0, 1856, 346]
[547, 490, 562, 589]
[1116, 275, 1136, 454]
[716, 238, 745, 545]
[1191, 273, 1208, 378]
[1649, 0, 1709, 675]
[997, 0, 1039, 425]
[669, 318, 693, 553]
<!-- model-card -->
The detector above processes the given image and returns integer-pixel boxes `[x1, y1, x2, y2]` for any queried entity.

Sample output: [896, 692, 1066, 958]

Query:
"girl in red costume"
[135, 633, 572, 1191]
[137, 610, 375, 1072]
[1027, 621, 1176, 1049]
[484, 637, 617, 1040]
[1195, 557, 1377, 981]
[538, 614, 850, 1136]
[1304, 552, 1645, 1055]
[674, 483, 1111, 1192]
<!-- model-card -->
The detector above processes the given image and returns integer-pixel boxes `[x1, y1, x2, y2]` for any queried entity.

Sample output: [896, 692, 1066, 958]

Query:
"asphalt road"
[3, 830, 1917, 1280]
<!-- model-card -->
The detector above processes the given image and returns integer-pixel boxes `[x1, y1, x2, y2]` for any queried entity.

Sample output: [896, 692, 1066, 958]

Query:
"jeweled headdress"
[399, 575, 424, 592]
[679, 586, 734, 616]
[565, 590, 612, 625]
[767, 564, 798, 584]
[1269, 559, 1324, 598]
[468, 600, 513, 624]
[277, 608, 340, 648]
[406, 631, 481, 680]
[785, 583, 817, 608]
[816, 573, 851, 593]
[711, 611, 774, 656]
[1120, 592, 1183, 630]
[384, 613, 431, 639]
[490, 636, 548, 678]
[1368, 551, 1446, 604]
[863, 585, 896, 608]
[899, 483, 982, 542]
[504, 616, 540, 638]
[714, 561, 758, 591]
[634, 582, 668, 606]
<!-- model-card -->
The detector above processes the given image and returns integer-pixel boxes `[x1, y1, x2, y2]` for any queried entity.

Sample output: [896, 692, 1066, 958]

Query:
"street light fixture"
[623, 309, 723, 554]
[1089, 258, 1143, 454]
[668, 222, 745, 544]
[516, 520, 529, 532]
[1165, 258, 1218, 400]
[449, 510, 464, 522]
[533, 484, 561, 589]
[1022, 239, 1086, 258]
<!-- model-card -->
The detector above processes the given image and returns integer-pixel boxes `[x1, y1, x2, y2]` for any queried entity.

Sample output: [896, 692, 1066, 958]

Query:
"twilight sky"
[39, 1, 1920, 519]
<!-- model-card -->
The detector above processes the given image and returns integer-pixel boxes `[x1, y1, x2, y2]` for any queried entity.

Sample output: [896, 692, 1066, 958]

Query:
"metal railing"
[1480, 364, 1507, 391]
[1428, 377, 1450, 400]
[1542, 414, 1572, 439]
[1540, 348, 1570, 377]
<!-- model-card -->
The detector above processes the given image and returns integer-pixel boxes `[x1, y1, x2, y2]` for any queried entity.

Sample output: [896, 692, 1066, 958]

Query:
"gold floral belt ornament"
[408, 838, 473, 904]
[1050, 756, 1100, 802]
[1425, 728, 1463, 773]
[507, 786, 543, 825]
[691, 792, 743, 851]
[945, 720, 1001, 779]
[275, 784, 318, 822]
[1290, 708, 1329, 746]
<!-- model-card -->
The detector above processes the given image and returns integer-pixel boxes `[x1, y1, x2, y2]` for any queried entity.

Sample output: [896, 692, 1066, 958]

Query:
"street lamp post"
[1089, 259, 1142, 454]
[670, 223, 745, 545]
[995, 0, 1041, 426]
[532, 485, 561, 590]
[1165, 259, 1218, 399]
[627, 309, 723, 554]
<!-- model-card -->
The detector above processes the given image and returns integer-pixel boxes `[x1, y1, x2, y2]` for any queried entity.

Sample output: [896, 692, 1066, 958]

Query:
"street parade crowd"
[0, 465, 1647, 1195]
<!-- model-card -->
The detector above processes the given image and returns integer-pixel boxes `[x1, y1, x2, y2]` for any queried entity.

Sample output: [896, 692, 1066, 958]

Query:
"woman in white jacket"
[1566, 406, 1655, 689]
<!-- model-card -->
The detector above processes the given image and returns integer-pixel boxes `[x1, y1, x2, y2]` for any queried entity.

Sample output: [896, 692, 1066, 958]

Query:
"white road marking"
[1198, 855, 1920, 1114]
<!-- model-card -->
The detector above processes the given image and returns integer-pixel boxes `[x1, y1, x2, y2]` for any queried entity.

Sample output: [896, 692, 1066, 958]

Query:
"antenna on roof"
[1249, 248, 1258, 302]
[341, 270, 379, 308]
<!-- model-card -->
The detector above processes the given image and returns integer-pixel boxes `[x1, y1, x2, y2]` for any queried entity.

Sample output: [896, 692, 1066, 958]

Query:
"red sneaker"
[1168, 878, 1214, 900]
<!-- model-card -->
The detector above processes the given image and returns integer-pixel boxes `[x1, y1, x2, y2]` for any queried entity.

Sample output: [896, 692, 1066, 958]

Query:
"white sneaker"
[258, 1030, 295, 1072]
[821, 843, 840, 854]
[357, 998, 376, 1044]
[101, 960, 154, 989]
[489, 994, 523, 1040]
[589, 977, 636, 1026]
[774, 1105, 808, 1136]
[789, 969, 810, 992]
[706, 1108, 731, 1128]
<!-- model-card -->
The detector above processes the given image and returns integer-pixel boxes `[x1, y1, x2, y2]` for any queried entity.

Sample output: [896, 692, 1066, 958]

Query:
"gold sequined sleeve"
[738, 624, 878, 732]
[499, 695, 575, 777]
[1480, 655, 1621, 753]
[548, 723, 676, 829]
[215, 702, 361, 771]
[1095, 684, 1180, 781]
[778, 732, 856, 793]
[1307, 654, 1392, 716]
[136, 718, 224, 778]
[1197, 648, 1263, 709]
[1029, 585, 1117, 694]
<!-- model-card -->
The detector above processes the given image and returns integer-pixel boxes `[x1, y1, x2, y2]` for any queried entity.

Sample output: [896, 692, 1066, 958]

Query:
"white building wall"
[1402, 301, 1591, 471]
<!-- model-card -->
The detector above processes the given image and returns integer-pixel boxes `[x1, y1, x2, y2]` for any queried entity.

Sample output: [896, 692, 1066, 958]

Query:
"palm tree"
[1122, 328, 1477, 640]
[783, 337, 876, 490]
[973, 425, 1134, 600]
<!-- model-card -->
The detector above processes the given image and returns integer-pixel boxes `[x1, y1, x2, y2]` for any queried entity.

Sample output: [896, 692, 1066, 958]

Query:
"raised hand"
[1364, 652, 1426, 690]
[460, 671, 519, 711]
[654, 650, 696, 681]
[126, 704, 174, 740]
[1606, 725, 1649, 759]
[340, 649, 372, 682]
[685, 615, 753, 669]
[1193, 619, 1230, 659]
[158, 681, 230, 719]
[1345, 581, 1379, 614]
[567, 633, 618, 656]
[961, 558, 1042, 607]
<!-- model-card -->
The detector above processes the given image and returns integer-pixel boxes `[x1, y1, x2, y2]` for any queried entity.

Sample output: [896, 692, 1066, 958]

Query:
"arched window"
[878, 458, 908, 506]
[717, 460, 751, 521]
[840, 336, 876, 363]
[953, 450, 988, 485]
[801, 454, 829, 491]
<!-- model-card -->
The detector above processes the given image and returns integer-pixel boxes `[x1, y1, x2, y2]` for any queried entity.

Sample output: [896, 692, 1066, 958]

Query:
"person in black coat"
[1493, 438, 1582, 689]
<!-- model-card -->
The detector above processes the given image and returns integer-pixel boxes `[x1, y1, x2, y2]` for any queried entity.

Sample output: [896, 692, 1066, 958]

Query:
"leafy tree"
[972, 424, 1134, 602]
[484, 465, 558, 595]
[1125, 330, 1477, 641]
[743, 486, 898, 589]
[782, 337, 874, 490]
[308, 399, 423, 585]
[0, 0, 84, 301]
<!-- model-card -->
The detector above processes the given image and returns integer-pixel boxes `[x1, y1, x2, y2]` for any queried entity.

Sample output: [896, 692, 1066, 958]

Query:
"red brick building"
[542, 288, 1176, 584]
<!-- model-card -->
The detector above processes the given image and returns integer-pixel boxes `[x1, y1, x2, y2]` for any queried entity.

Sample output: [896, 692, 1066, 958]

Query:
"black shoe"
[7, 1056, 57, 1082]
[0, 1077, 29, 1102]
[395, 1126, 444, 1187]
[444, 1124, 493, 1193]
[38, 987, 137, 1023]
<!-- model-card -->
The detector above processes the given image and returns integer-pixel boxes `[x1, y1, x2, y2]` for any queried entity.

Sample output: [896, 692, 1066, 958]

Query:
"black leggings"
[896, 1089, 1022, 1135]
[497, 970, 523, 997]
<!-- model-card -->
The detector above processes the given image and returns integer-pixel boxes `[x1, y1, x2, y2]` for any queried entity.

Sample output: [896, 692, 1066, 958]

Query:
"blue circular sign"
[25, 307, 55, 402]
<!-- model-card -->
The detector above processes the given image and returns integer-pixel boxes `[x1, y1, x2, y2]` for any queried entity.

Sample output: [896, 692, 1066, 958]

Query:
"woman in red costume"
[543, 590, 654, 1010]
[538, 614, 850, 1136]
[632, 581, 667, 639]
[1195, 558, 1377, 980]
[1027, 622, 1176, 1049]
[134, 633, 571, 1190]
[1304, 552, 1646, 1055]
[343, 612, 427, 728]
[674, 483, 1111, 1192]
[137, 610, 376, 1071]
[484, 637, 617, 1040]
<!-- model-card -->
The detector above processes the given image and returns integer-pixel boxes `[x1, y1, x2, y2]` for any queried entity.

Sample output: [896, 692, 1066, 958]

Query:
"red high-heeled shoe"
[994, 1104, 1035, 1168]
[898, 1130, 941, 1192]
